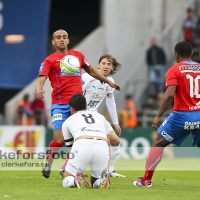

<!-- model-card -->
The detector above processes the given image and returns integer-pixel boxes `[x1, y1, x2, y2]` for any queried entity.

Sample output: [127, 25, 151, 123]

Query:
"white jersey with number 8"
[62, 110, 110, 146]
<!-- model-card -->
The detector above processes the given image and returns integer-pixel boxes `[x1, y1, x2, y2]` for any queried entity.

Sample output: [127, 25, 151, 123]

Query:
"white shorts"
[65, 139, 109, 178]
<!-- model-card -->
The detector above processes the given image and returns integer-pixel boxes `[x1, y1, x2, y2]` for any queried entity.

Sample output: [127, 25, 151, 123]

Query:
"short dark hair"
[69, 93, 86, 111]
[98, 54, 122, 75]
[187, 7, 193, 13]
[23, 94, 30, 101]
[174, 41, 192, 58]
[52, 29, 68, 39]
[125, 94, 132, 99]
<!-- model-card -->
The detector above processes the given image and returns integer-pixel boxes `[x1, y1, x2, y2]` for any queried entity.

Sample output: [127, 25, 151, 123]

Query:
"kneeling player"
[62, 94, 110, 189]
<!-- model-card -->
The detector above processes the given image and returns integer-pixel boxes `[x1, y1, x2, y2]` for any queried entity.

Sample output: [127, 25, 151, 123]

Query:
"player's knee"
[63, 176, 74, 188]
[153, 135, 169, 148]
[110, 137, 120, 146]
[62, 178, 68, 188]
[53, 129, 64, 143]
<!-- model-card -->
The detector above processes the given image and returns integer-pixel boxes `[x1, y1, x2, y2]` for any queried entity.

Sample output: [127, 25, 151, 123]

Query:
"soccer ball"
[60, 55, 80, 74]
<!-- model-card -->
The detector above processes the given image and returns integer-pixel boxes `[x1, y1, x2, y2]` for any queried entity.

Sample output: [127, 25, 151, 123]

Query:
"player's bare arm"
[152, 85, 177, 131]
[106, 94, 121, 135]
[35, 76, 47, 99]
[84, 67, 121, 91]
[113, 124, 121, 136]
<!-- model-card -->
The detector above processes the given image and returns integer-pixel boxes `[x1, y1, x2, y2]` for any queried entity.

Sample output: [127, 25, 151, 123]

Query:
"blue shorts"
[158, 111, 200, 146]
[51, 104, 71, 131]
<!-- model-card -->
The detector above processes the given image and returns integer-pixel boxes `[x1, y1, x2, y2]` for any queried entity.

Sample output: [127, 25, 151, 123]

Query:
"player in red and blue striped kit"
[36, 29, 121, 178]
[134, 41, 200, 187]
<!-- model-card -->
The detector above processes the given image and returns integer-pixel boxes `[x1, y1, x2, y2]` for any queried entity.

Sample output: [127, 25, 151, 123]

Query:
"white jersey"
[62, 110, 110, 147]
[82, 73, 119, 125]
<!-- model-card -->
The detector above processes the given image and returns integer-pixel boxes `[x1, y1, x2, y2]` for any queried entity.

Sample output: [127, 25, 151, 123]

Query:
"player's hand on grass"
[36, 89, 45, 99]
[114, 124, 121, 136]
[152, 116, 161, 132]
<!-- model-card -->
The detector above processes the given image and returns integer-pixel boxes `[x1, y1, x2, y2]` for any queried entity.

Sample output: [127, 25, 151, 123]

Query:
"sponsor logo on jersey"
[82, 80, 85, 85]
[196, 101, 200, 106]
[189, 105, 200, 110]
[81, 127, 103, 133]
[60, 71, 80, 77]
[161, 131, 173, 142]
[39, 63, 44, 72]
[52, 114, 62, 122]
[179, 65, 200, 73]
[56, 60, 61, 62]
[184, 121, 200, 130]
[98, 87, 104, 90]
[88, 100, 99, 108]
[91, 93, 103, 100]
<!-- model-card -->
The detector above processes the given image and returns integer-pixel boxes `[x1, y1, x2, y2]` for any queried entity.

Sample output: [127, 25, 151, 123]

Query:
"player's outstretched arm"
[84, 67, 121, 91]
[35, 76, 46, 99]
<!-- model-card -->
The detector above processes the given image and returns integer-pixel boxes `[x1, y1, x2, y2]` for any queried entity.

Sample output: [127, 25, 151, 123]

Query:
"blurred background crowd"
[1, 0, 200, 129]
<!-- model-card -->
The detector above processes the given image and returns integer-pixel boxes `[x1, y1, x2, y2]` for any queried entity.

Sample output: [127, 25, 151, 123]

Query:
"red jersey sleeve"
[166, 67, 178, 87]
[79, 52, 91, 68]
[38, 58, 52, 77]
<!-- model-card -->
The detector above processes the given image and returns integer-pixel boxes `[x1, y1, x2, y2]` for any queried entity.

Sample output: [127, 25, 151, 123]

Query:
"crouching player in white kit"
[82, 54, 125, 177]
[62, 94, 110, 189]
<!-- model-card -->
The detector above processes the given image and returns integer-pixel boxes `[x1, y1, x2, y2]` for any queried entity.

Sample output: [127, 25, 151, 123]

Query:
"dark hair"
[125, 94, 132, 99]
[98, 54, 122, 75]
[174, 41, 192, 58]
[69, 93, 86, 111]
[52, 29, 68, 39]
[187, 7, 193, 13]
[23, 94, 30, 101]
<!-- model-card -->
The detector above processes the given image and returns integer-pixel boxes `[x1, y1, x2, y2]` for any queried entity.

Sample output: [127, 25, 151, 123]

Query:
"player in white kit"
[62, 94, 110, 189]
[60, 54, 125, 178]
[82, 54, 125, 177]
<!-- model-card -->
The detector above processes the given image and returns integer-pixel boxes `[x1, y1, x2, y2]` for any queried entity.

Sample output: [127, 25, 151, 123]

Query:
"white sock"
[93, 179, 100, 188]
[63, 176, 75, 188]
[109, 145, 120, 173]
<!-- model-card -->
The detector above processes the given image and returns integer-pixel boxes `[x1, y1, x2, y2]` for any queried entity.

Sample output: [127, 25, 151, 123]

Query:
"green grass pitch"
[0, 158, 200, 200]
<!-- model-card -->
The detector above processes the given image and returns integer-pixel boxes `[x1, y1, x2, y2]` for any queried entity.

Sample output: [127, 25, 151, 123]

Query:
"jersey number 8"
[82, 114, 95, 124]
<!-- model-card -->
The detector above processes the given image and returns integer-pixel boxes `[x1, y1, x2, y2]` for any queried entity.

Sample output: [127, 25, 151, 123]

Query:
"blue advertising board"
[0, 0, 50, 89]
